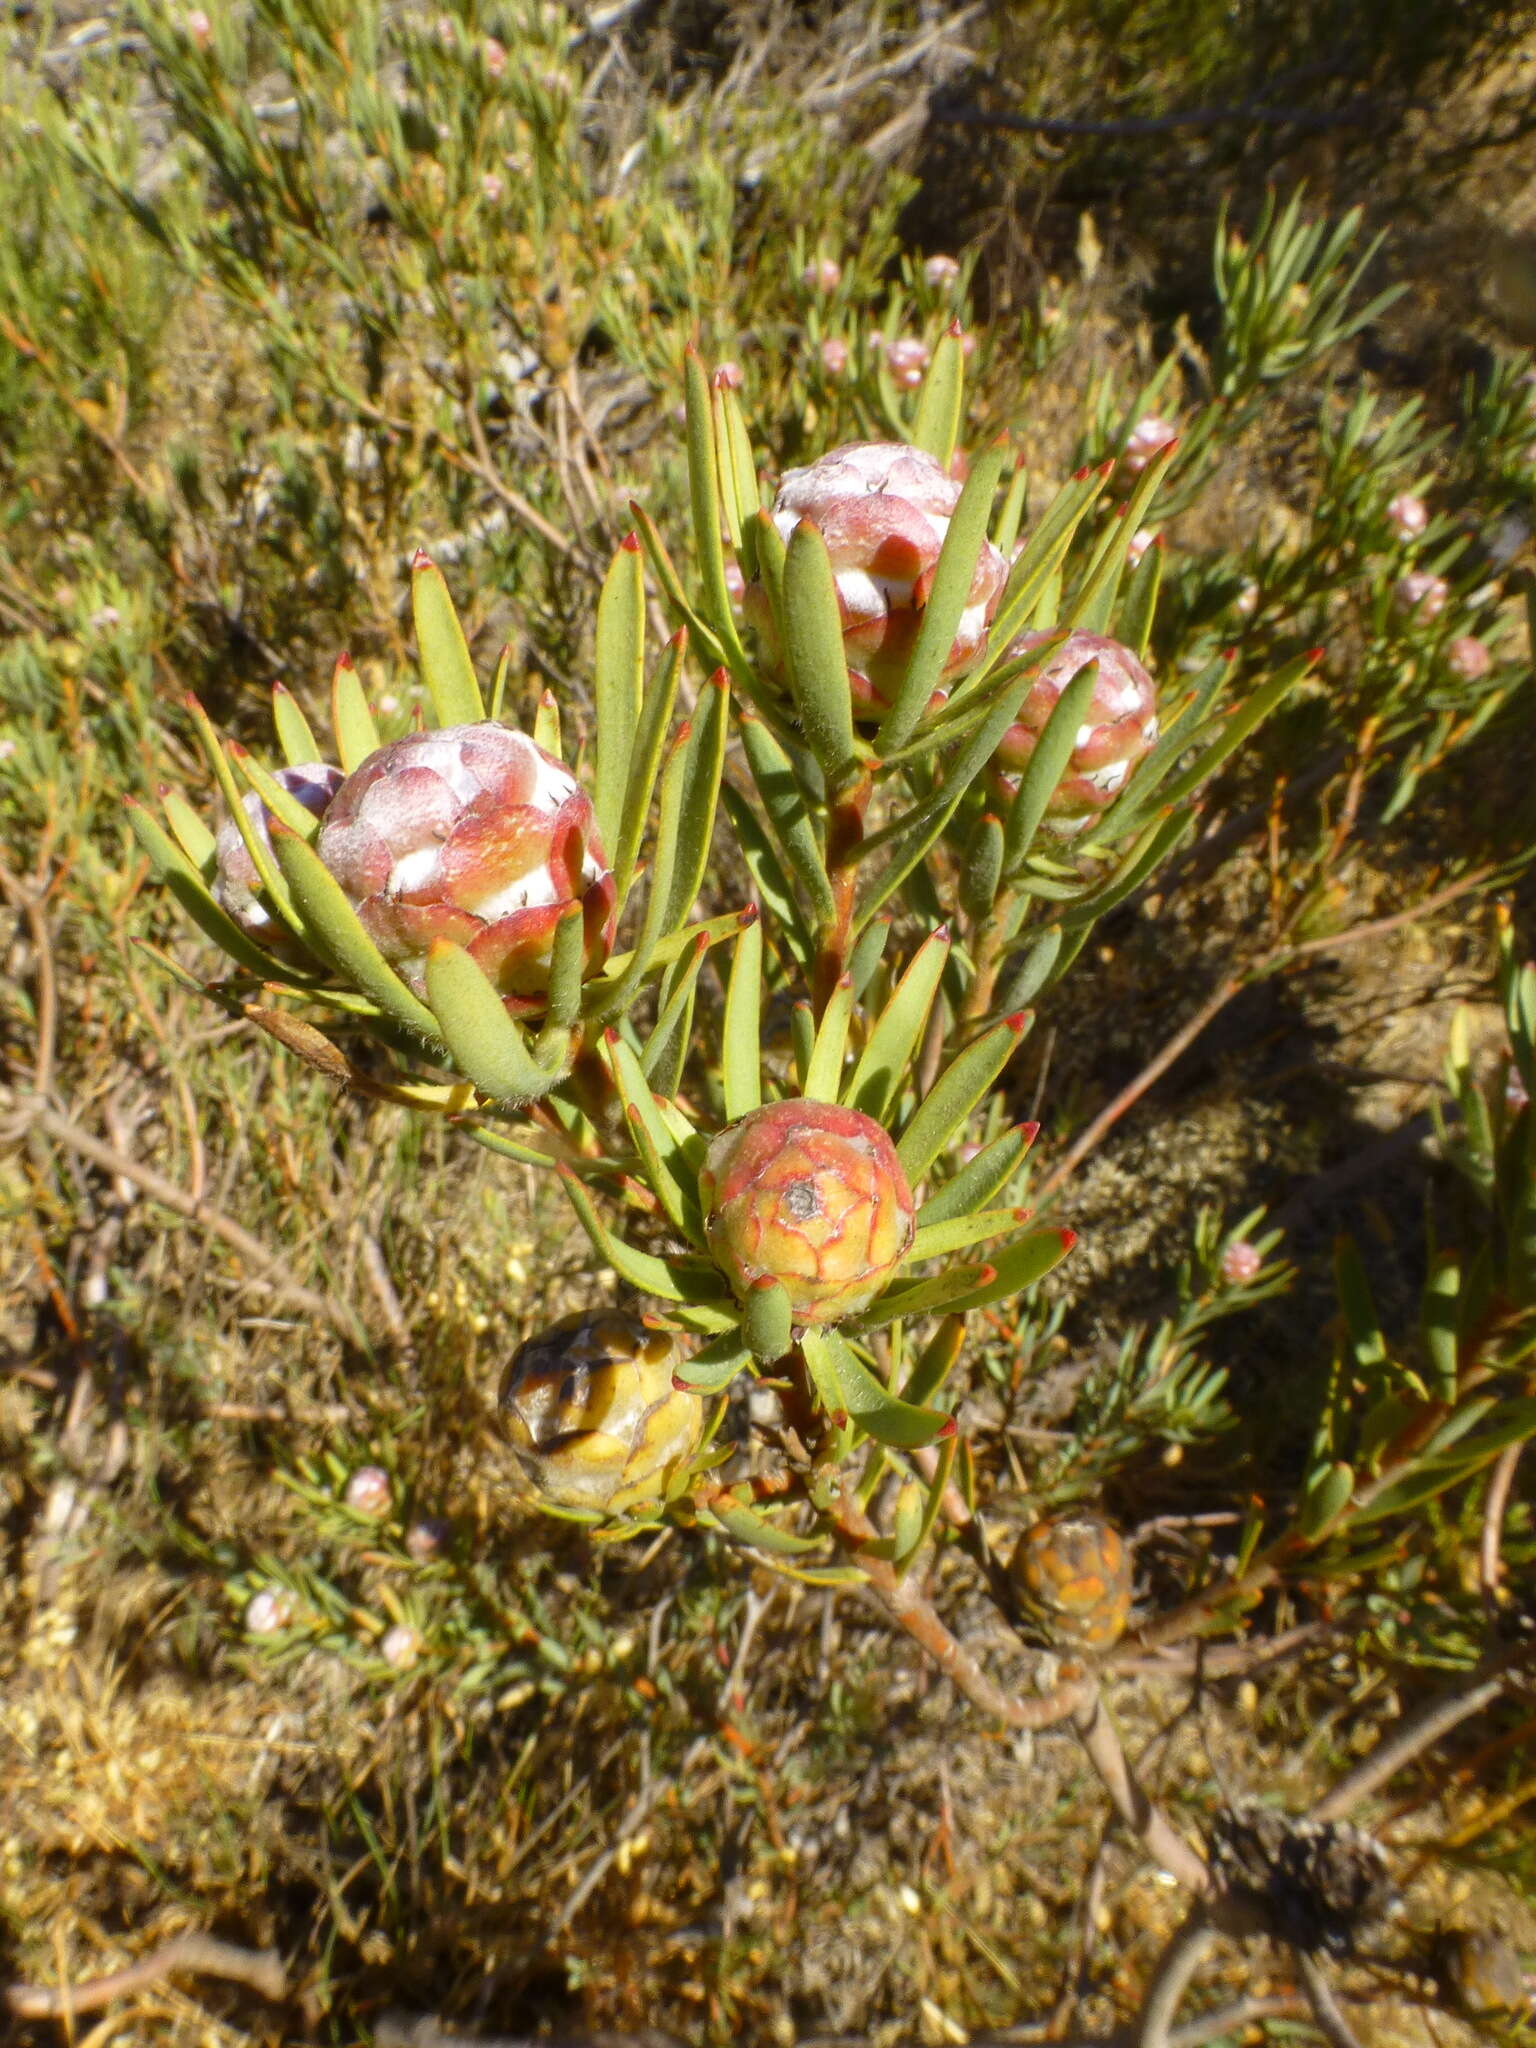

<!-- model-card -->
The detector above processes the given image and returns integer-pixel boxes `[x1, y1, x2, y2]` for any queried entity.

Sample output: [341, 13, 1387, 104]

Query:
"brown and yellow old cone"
[1010, 1511, 1133, 1652]
[499, 1310, 703, 1513]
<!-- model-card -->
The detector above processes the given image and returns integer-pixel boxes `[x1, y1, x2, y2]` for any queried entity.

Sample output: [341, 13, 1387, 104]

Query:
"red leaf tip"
[936, 1416, 958, 1440]
[335, 649, 356, 671]
[410, 548, 434, 571]
[1005, 1011, 1028, 1033]
[1018, 1120, 1041, 1143]
[946, 316, 964, 338]
[738, 902, 761, 927]
[620, 530, 641, 553]
[1059, 1228, 1078, 1250]
[1307, 645, 1325, 663]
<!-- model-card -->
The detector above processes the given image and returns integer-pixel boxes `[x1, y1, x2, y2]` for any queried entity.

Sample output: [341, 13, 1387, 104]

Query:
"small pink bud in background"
[406, 1516, 452, 1561]
[819, 336, 849, 376]
[723, 558, 746, 606]
[1121, 415, 1177, 476]
[381, 1623, 421, 1670]
[886, 337, 930, 389]
[1235, 579, 1259, 618]
[1040, 302, 1061, 327]
[345, 1466, 393, 1518]
[715, 360, 743, 390]
[435, 14, 457, 46]
[959, 329, 978, 358]
[1386, 492, 1428, 541]
[923, 254, 961, 287]
[215, 761, 342, 951]
[1393, 569, 1449, 620]
[184, 8, 213, 47]
[1221, 1241, 1263, 1284]
[802, 257, 842, 292]
[1507, 1065, 1530, 1113]
[483, 35, 507, 75]
[1126, 527, 1157, 568]
[1446, 634, 1492, 680]
[88, 604, 121, 632]
[481, 172, 504, 203]
[245, 1589, 294, 1636]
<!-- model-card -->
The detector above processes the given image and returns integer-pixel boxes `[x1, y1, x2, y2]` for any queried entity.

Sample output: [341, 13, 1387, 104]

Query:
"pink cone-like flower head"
[1011, 1512, 1132, 1651]
[317, 723, 617, 1010]
[215, 761, 342, 950]
[1386, 492, 1428, 541]
[1221, 1240, 1263, 1284]
[1121, 415, 1177, 476]
[380, 1623, 421, 1670]
[245, 1589, 294, 1636]
[344, 1465, 392, 1518]
[923, 253, 961, 287]
[1393, 570, 1449, 621]
[699, 1100, 915, 1324]
[803, 257, 842, 293]
[1446, 634, 1492, 680]
[993, 630, 1158, 834]
[745, 441, 1009, 718]
[885, 337, 930, 389]
[500, 1310, 703, 1513]
[819, 336, 850, 376]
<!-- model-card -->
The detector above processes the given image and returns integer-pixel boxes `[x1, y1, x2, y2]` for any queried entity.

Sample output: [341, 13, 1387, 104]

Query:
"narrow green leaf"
[411, 551, 484, 725]
[994, 460, 1028, 559]
[230, 744, 324, 840]
[853, 1260, 997, 1329]
[917, 1123, 1037, 1226]
[684, 351, 751, 669]
[160, 789, 215, 870]
[533, 689, 562, 759]
[1060, 806, 1193, 927]
[629, 498, 728, 671]
[557, 1165, 725, 1307]
[935, 1225, 1076, 1313]
[804, 973, 853, 1101]
[425, 940, 560, 1101]
[720, 785, 815, 972]
[1001, 659, 1100, 873]
[850, 915, 892, 999]
[708, 1496, 823, 1554]
[641, 930, 710, 1092]
[1297, 1460, 1355, 1541]
[605, 1030, 704, 1244]
[722, 907, 764, 1120]
[899, 1316, 966, 1408]
[894, 1437, 957, 1570]
[790, 1000, 816, 1091]
[128, 801, 287, 979]
[330, 654, 382, 773]
[674, 1332, 753, 1391]
[742, 1278, 793, 1362]
[982, 463, 1110, 658]
[1068, 440, 1176, 630]
[897, 1010, 1031, 1186]
[1116, 527, 1163, 660]
[541, 902, 586, 1039]
[801, 1329, 951, 1449]
[783, 520, 857, 781]
[908, 1206, 1032, 1262]
[960, 813, 1006, 924]
[612, 630, 684, 910]
[184, 697, 297, 924]
[996, 925, 1061, 1012]
[847, 925, 951, 1120]
[738, 707, 836, 926]
[1132, 653, 1315, 822]
[268, 822, 439, 1040]
[1421, 1253, 1461, 1402]
[488, 646, 512, 723]
[272, 683, 320, 768]
[594, 535, 645, 852]
[590, 721, 691, 1020]
[661, 668, 728, 935]
[875, 440, 1007, 756]
[912, 323, 965, 469]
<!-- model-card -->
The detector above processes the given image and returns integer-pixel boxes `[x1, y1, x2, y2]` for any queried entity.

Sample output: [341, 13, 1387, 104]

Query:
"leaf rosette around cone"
[1010, 1510, 1133, 1651]
[498, 1310, 704, 1514]
[215, 761, 342, 951]
[745, 441, 1008, 718]
[316, 722, 617, 1009]
[699, 1099, 916, 1325]
[992, 629, 1158, 834]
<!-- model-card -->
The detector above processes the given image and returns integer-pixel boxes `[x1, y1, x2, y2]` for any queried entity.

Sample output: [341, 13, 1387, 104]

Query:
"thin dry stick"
[5, 1932, 286, 2020]
[1479, 1441, 1523, 1607]
[1311, 1649, 1528, 1823]
[1071, 1689, 1211, 1894]
[1135, 1909, 1216, 2048]
[0, 854, 58, 1104]
[31, 1103, 365, 1342]
[1295, 1954, 1363, 2048]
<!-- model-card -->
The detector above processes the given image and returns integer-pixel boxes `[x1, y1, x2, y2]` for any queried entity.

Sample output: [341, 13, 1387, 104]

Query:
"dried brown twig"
[5, 1932, 286, 2020]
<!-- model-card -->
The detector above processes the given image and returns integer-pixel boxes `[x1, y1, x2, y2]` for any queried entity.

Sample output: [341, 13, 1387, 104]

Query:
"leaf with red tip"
[800, 1329, 951, 1449]
[330, 652, 381, 773]
[594, 534, 645, 851]
[934, 1225, 1077, 1314]
[916, 1121, 1039, 1227]
[412, 554, 484, 727]
[271, 681, 320, 768]
[897, 1009, 1032, 1187]
[847, 924, 952, 1121]
[912, 321, 966, 470]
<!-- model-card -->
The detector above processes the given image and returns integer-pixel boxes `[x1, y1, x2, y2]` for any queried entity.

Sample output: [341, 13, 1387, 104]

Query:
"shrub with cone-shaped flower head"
[746, 441, 1008, 718]
[1011, 1511, 1133, 1651]
[499, 1310, 703, 1513]
[317, 723, 616, 1008]
[699, 1100, 915, 1324]
[215, 762, 342, 949]
[993, 630, 1158, 833]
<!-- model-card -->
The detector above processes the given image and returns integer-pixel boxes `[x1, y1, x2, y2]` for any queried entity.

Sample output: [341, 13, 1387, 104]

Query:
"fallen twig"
[5, 1932, 286, 2020]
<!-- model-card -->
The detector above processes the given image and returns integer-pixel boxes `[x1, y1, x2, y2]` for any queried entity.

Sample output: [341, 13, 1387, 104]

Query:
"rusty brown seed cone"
[1010, 1511, 1132, 1652]
[498, 1309, 703, 1514]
